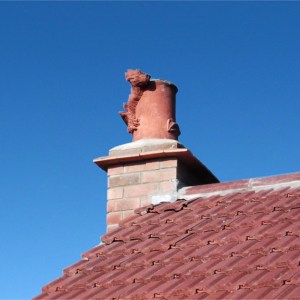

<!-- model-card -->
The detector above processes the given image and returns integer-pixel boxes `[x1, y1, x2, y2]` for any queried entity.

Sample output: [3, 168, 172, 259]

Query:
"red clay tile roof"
[34, 173, 300, 299]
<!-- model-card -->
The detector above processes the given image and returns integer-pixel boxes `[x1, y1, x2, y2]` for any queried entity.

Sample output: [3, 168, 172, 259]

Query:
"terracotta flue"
[120, 70, 180, 141]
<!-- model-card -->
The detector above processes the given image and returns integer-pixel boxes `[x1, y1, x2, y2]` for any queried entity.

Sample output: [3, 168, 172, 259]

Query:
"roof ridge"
[180, 172, 300, 200]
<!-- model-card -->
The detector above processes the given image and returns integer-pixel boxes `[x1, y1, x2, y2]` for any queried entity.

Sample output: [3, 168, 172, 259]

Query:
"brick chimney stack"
[94, 70, 218, 231]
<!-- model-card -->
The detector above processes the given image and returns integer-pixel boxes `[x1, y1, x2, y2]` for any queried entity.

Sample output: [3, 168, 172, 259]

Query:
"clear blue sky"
[0, 2, 299, 299]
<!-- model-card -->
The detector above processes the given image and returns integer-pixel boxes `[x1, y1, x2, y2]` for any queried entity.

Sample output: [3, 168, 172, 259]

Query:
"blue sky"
[0, 2, 299, 299]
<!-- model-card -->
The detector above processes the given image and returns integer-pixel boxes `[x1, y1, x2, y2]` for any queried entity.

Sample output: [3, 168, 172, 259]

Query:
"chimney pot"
[119, 70, 180, 141]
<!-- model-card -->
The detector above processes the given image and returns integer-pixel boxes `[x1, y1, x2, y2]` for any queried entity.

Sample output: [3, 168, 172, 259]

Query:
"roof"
[34, 173, 300, 299]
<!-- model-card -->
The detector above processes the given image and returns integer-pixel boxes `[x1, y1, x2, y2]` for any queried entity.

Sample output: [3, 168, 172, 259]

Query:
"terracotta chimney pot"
[120, 70, 181, 141]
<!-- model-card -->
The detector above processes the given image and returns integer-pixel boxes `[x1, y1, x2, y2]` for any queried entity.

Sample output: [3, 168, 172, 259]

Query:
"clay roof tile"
[34, 173, 300, 299]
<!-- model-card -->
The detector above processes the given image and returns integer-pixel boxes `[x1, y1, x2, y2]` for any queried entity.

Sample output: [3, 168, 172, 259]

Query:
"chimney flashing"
[151, 193, 177, 205]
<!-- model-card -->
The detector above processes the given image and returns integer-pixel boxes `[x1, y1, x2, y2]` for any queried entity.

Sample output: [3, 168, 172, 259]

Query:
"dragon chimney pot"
[119, 69, 180, 141]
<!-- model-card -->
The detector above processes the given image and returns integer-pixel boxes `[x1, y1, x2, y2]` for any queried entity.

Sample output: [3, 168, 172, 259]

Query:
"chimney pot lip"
[150, 79, 178, 92]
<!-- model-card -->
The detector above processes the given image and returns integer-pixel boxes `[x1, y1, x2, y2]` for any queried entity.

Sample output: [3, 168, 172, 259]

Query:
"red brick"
[107, 198, 141, 212]
[142, 168, 176, 183]
[140, 196, 152, 207]
[124, 162, 145, 173]
[107, 164, 124, 176]
[160, 180, 176, 193]
[160, 159, 178, 169]
[107, 224, 119, 232]
[122, 210, 135, 219]
[107, 200, 117, 213]
[109, 173, 140, 187]
[145, 161, 160, 170]
[107, 211, 122, 225]
[124, 183, 158, 198]
[107, 187, 123, 200]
